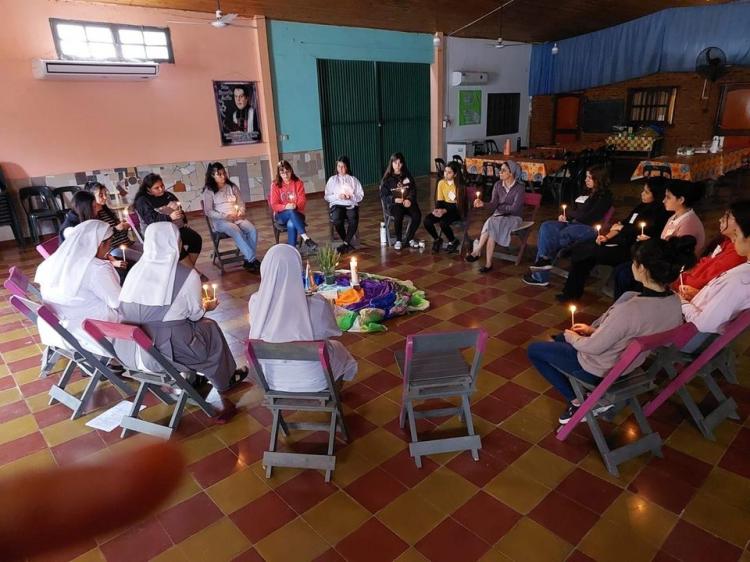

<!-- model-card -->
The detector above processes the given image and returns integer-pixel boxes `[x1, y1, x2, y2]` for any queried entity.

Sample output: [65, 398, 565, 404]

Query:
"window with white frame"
[50, 18, 174, 63]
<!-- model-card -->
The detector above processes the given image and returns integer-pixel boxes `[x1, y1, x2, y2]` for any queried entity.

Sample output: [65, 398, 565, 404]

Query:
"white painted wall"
[443, 37, 531, 157]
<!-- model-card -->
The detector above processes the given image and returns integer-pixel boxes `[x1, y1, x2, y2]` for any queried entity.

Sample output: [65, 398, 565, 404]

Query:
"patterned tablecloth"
[605, 135, 660, 152]
[630, 147, 750, 182]
[464, 153, 565, 183]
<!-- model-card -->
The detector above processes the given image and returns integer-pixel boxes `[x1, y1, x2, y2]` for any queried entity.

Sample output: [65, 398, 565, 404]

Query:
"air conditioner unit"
[32, 59, 159, 81]
[451, 71, 488, 86]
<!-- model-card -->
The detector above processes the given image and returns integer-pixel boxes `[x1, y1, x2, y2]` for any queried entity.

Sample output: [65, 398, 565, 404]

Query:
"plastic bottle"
[380, 222, 387, 246]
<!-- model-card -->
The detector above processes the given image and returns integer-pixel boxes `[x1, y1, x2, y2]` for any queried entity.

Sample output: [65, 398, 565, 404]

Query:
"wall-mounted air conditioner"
[32, 59, 159, 81]
[451, 71, 488, 86]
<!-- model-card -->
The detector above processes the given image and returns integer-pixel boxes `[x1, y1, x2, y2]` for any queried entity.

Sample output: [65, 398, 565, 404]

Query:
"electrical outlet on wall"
[278, 133, 290, 141]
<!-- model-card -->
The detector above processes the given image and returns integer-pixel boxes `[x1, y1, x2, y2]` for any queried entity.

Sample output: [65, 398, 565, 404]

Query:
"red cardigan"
[671, 237, 744, 291]
[269, 179, 307, 214]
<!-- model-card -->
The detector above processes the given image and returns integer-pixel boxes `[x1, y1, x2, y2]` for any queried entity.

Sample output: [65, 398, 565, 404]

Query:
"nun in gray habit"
[465, 159, 526, 273]
[116, 222, 247, 397]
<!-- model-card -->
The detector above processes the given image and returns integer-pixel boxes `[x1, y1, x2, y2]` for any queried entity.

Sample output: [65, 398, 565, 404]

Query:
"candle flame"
[595, 224, 601, 231]
[569, 305, 577, 313]
[211, 283, 218, 289]
[639, 221, 646, 228]
[202, 284, 208, 291]
[120, 245, 126, 251]
[561, 204, 567, 210]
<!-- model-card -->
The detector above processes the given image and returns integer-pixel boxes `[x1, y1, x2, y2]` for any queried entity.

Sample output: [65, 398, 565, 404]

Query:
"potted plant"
[317, 245, 340, 285]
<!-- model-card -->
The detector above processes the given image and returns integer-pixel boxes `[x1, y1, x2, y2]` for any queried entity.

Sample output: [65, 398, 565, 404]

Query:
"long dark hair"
[71, 190, 97, 221]
[135, 173, 164, 200]
[274, 160, 299, 187]
[632, 236, 697, 286]
[444, 161, 466, 214]
[587, 164, 611, 193]
[204, 162, 237, 193]
[381, 152, 410, 185]
[336, 155, 353, 176]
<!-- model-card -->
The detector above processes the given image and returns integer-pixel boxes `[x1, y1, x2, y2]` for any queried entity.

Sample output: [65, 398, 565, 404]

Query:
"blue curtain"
[530, 2, 750, 95]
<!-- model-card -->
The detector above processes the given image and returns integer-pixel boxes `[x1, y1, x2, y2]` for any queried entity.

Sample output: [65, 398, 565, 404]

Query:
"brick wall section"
[530, 68, 750, 153]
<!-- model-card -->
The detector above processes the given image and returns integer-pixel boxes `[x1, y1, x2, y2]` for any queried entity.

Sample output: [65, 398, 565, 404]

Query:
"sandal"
[228, 366, 249, 388]
[211, 399, 237, 425]
[479, 265, 493, 274]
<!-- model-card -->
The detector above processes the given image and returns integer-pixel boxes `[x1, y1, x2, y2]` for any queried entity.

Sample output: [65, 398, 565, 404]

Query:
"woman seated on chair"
[523, 164, 613, 287]
[424, 161, 466, 255]
[84, 181, 143, 262]
[464, 160, 525, 272]
[681, 201, 750, 336]
[35, 220, 121, 356]
[379, 152, 421, 250]
[202, 162, 261, 272]
[117, 222, 247, 415]
[556, 177, 670, 303]
[325, 155, 364, 254]
[613, 180, 706, 299]
[248, 244, 357, 392]
[134, 173, 206, 279]
[527, 236, 696, 425]
[269, 160, 318, 251]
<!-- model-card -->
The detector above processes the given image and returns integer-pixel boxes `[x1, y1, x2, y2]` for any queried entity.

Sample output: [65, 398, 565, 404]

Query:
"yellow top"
[436, 179, 458, 204]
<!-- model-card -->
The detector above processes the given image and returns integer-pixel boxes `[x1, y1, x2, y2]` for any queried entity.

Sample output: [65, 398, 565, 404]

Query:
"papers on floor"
[85, 400, 146, 432]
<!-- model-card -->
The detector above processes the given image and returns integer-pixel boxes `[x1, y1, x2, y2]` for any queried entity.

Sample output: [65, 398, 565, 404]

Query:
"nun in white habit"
[248, 244, 358, 392]
[35, 220, 120, 356]
[116, 222, 247, 394]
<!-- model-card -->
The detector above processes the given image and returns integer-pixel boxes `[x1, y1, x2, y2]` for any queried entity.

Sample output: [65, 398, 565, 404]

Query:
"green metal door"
[318, 59, 430, 186]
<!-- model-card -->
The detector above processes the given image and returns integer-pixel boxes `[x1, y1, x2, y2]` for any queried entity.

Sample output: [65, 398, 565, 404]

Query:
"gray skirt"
[481, 214, 523, 246]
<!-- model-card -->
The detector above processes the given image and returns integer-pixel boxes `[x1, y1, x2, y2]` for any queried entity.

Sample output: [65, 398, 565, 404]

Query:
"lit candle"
[211, 283, 217, 301]
[350, 257, 359, 287]
[476, 190, 482, 200]
[400, 187, 405, 201]
[679, 266, 685, 289]
[595, 224, 602, 236]
[120, 244, 127, 264]
[202, 283, 209, 299]
[640, 221, 646, 236]
[561, 204, 567, 220]
[234, 204, 239, 214]
[569, 304, 577, 328]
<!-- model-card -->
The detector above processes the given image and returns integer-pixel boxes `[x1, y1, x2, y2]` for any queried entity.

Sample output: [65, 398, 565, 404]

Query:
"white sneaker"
[394, 241, 402, 250]
[409, 239, 420, 248]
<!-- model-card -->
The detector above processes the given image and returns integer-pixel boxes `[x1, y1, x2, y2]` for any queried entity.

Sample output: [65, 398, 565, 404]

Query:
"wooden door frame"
[552, 93, 583, 142]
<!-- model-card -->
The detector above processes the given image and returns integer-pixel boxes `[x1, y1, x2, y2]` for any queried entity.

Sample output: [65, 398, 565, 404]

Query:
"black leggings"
[390, 203, 422, 242]
[562, 241, 632, 299]
[330, 205, 359, 244]
[423, 206, 461, 241]
[179, 226, 203, 260]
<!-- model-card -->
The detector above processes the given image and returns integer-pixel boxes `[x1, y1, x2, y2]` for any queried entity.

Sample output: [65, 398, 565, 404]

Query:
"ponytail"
[632, 236, 697, 286]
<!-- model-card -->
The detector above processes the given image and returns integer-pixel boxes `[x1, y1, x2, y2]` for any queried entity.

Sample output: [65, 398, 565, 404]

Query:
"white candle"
[569, 304, 576, 328]
[561, 204, 567, 220]
[640, 221, 646, 236]
[595, 224, 602, 236]
[679, 267, 685, 289]
[476, 190, 481, 200]
[202, 284, 209, 299]
[120, 245, 127, 264]
[234, 204, 239, 213]
[211, 283, 217, 301]
[350, 257, 359, 287]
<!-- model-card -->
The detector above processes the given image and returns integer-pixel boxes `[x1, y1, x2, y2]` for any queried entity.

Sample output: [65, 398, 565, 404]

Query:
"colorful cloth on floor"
[310, 271, 429, 332]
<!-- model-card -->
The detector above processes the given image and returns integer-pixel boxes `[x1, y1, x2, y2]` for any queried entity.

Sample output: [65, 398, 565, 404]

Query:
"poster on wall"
[458, 90, 482, 126]
[213, 81, 262, 146]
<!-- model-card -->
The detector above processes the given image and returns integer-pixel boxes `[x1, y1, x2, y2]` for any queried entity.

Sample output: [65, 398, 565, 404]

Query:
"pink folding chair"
[643, 309, 750, 440]
[556, 323, 697, 477]
[83, 319, 217, 439]
[246, 339, 349, 482]
[126, 211, 144, 245]
[8, 295, 132, 419]
[35, 235, 60, 259]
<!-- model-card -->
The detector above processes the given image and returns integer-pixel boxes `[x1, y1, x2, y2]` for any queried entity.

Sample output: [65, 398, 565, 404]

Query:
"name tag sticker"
[629, 213, 638, 224]
[575, 195, 589, 204]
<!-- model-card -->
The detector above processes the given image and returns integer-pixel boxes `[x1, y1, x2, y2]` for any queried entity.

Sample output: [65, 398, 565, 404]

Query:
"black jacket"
[569, 189, 613, 226]
[380, 173, 418, 208]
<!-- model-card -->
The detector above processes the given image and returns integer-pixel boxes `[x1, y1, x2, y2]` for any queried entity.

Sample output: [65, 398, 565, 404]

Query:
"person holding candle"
[379, 152, 421, 250]
[325, 155, 364, 254]
[269, 160, 318, 250]
[523, 165, 613, 287]
[117, 222, 247, 418]
[134, 173, 206, 280]
[527, 236, 696, 424]
[464, 160, 525, 272]
[35, 221, 122, 356]
[202, 162, 262, 272]
[84, 181, 142, 268]
[248, 244, 358, 392]
[556, 178, 670, 302]
[612, 180, 706, 299]
[423, 161, 466, 254]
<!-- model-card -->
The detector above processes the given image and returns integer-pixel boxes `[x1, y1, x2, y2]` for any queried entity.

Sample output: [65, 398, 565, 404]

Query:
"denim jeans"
[275, 210, 306, 245]
[527, 339, 601, 402]
[213, 218, 257, 261]
[532, 221, 597, 282]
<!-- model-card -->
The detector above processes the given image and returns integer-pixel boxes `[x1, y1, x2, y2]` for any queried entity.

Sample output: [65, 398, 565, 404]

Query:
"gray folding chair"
[83, 319, 217, 439]
[395, 329, 488, 468]
[8, 296, 133, 419]
[246, 339, 350, 482]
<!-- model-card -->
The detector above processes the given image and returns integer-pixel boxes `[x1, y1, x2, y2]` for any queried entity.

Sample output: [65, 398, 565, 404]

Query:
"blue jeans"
[532, 221, 596, 282]
[275, 210, 306, 245]
[527, 338, 601, 402]
[213, 218, 257, 261]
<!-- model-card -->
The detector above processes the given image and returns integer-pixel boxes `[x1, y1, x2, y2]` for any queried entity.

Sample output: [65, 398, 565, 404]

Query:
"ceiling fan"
[167, 0, 255, 29]
[485, 6, 525, 48]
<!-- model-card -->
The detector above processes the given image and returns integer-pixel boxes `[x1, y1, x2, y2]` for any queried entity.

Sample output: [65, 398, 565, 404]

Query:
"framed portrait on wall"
[213, 81, 262, 146]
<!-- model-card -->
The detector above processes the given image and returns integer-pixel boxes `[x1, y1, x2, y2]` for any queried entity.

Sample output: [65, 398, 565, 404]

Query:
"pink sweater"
[661, 209, 705, 256]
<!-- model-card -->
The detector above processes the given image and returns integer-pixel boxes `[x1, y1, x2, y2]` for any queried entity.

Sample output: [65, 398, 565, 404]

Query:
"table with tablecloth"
[464, 153, 565, 183]
[630, 147, 750, 182]
[605, 135, 661, 154]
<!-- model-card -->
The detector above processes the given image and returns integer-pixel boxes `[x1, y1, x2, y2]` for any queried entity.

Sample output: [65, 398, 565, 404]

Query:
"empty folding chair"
[246, 340, 349, 482]
[643, 309, 750, 440]
[395, 329, 488, 468]
[8, 296, 133, 419]
[83, 319, 218, 439]
[556, 323, 697, 477]
[35, 235, 60, 259]
[492, 192, 542, 265]
[19, 186, 63, 244]
[200, 201, 243, 274]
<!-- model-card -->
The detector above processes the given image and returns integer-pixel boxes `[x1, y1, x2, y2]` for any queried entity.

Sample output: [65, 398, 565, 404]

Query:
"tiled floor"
[1, 176, 750, 562]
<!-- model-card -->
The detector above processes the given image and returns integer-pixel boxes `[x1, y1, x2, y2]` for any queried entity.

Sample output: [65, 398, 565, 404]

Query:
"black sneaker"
[530, 258, 553, 271]
[446, 239, 460, 253]
[432, 239, 441, 253]
[522, 273, 549, 287]
[555, 293, 575, 304]
[243, 260, 257, 272]
[304, 238, 318, 251]
[558, 403, 580, 425]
